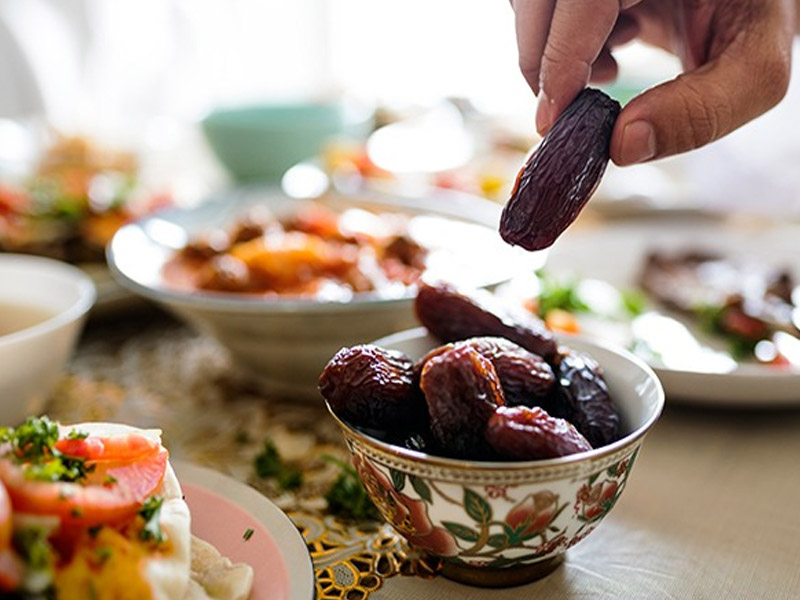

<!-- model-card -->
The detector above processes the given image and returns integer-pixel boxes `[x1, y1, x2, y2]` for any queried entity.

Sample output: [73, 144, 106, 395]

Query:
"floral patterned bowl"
[325, 328, 664, 587]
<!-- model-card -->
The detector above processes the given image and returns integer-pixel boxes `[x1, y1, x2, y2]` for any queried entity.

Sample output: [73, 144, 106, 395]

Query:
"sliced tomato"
[0, 483, 22, 592]
[0, 483, 11, 550]
[0, 433, 168, 530]
[0, 548, 24, 592]
[55, 432, 161, 463]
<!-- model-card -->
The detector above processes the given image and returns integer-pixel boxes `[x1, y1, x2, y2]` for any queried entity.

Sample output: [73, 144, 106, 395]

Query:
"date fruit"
[415, 281, 557, 359]
[500, 88, 620, 251]
[418, 337, 555, 407]
[319, 345, 426, 430]
[420, 345, 505, 459]
[553, 348, 621, 447]
[487, 406, 592, 460]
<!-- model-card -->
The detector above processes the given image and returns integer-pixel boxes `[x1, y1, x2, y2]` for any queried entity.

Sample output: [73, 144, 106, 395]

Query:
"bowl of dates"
[319, 283, 664, 587]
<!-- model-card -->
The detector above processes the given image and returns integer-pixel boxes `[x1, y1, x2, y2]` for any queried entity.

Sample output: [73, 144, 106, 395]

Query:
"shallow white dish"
[542, 217, 800, 406]
[108, 185, 540, 397]
[175, 461, 315, 600]
[0, 254, 95, 423]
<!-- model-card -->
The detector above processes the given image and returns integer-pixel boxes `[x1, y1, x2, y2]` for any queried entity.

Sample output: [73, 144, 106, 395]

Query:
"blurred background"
[1, 0, 799, 214]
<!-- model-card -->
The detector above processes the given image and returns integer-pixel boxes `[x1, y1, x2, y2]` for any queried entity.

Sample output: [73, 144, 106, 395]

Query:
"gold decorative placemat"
[46, 313, 438, 599]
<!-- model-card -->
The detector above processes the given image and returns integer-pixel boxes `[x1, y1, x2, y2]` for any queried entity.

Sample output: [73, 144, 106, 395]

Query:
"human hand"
[511, 0, 796, 165]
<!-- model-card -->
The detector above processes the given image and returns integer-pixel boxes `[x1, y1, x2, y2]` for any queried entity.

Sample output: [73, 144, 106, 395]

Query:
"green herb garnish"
[0, 416, 93, 483]
[94, 547, 113, 565]
[13, 525, 55, 573]
[694, 303, 760, 359]
[138, 496, 165, 544]
[254, 441, 303, 491]
[88, 525, 103, 538]
[23, 455, 95, 483]
[0, 416, 60, 461]
[621, 289, 647, 316]
[243, 528, 254, 541]
[322, 455, 380, 522]
[534, 269, 589, 317]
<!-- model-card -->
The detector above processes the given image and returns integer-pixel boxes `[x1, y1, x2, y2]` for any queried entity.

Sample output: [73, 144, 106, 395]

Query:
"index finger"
[513, 0, 557, 95]
[536, 0, 637, 134]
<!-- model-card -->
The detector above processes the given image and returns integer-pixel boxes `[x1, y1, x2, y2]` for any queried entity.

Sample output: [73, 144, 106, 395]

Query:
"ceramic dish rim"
[107, 185, 531, 314]
[325, 327, 665, 473]
[0, 253, 96, 348]
[173, 460, 316, 600]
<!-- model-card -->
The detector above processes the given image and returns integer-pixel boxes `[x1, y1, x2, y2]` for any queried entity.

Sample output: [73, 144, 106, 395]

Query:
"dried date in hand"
[500, 88, 620, 251]
[553, 348, 621, 447]
[487, 406, 592, 460]
[420, 345, 505, 459]
[418, 337, 555, 407]
[319, 345, 426, 430]
[415, 281, 556, 360]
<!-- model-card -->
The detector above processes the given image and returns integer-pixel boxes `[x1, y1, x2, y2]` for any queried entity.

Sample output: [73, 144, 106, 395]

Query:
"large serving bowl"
[0, 255, 95, 424]
[107, 186, 538, 397]
[326, 328, 664, 587]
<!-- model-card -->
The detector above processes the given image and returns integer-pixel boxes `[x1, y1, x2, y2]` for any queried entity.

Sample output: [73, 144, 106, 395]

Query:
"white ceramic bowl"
[0, 254, 96, 424]
[327, 328, 664, 587]
[107, 186, 539, 398]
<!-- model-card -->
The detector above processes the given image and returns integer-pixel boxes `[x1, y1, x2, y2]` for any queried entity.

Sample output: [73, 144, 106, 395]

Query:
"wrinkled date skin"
[553, 348, 621, 447]
[487, 406, 592, 460]
[319, 345, 427, 430]
[420, 345, 505, 459]
[418, 336, 555, 407]
[415, 281, 557, 360]
[500, 88, 620, 251]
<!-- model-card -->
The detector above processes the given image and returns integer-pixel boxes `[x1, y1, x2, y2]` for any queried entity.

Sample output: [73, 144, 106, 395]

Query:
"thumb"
[610, 39, 791, 165]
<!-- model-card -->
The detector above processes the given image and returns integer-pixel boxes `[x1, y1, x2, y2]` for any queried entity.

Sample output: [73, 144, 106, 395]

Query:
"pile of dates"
[319, 281, 622, 461]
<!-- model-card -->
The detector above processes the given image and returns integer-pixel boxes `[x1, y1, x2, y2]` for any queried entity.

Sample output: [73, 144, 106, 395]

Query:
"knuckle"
[675, 76, 728, 149]
[542, 36, 575, 67]
[758, 53, 791, 107]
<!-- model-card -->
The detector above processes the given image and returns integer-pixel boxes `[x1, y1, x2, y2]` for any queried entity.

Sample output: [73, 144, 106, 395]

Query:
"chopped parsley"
[323, 455, 379, 522]
[88, 525, 103, 538]
[0, 416, 61, 461]
[13, 525, 55, 573]
[0, 416, 94, 483]
[254, 440, 303, 491]
[138, 496, 165, 544]
[93, 547, 113, 566]
[534, 269, 589, 317]
[243, 528, 254, 541]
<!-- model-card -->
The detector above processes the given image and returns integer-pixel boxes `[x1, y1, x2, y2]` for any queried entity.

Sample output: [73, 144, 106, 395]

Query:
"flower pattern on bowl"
[349, 441, 638, 570]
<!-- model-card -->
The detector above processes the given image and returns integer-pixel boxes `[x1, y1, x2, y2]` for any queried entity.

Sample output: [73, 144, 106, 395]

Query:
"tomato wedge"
[0, 432, 168, 530]
[0, 549, 23, 592]
[0, 483, 22, 592]
[0, 482, 10, 550]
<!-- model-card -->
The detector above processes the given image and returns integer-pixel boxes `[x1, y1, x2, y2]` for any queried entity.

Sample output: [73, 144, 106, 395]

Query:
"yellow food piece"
[54, 527, 155, 600]
[544, 309, 581, 334]
[229, 232, 346, 284]
[478, 173, 506, 199]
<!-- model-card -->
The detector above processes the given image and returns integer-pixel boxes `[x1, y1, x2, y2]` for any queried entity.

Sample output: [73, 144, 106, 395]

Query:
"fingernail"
[536, 93, 554, 135]
[620, 120, 656, 164]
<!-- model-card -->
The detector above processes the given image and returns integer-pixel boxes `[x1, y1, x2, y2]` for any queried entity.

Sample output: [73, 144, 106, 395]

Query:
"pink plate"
[176, 462, 315, 600]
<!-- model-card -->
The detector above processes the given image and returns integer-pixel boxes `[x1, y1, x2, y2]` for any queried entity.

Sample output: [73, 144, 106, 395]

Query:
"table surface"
[48, 309, 800, 600]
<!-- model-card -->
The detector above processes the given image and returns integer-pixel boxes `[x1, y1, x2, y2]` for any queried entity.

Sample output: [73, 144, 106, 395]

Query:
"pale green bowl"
[202, 101, 373, 182]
